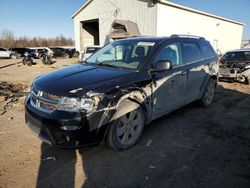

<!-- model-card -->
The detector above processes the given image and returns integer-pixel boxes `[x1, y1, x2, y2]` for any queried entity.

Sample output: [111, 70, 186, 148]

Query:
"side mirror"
[153, 60, 172, 71]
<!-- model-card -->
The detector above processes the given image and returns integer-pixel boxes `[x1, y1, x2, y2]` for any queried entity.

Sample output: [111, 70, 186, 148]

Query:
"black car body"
[9, 48, 34, 57]
[50, 47, 73, 58]
[219, 48, 250, 84]
[25, 36, 219, 149]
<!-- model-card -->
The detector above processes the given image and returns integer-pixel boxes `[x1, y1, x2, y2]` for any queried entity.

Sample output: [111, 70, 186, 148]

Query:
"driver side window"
[154, 43, 182, 67]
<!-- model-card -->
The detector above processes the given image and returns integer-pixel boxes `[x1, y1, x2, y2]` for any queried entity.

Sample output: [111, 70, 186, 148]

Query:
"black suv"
[9, 48, 34, 57]
[25, 35, 219, 150]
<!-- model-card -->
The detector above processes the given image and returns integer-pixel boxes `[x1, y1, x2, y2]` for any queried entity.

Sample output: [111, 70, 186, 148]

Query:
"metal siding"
[156, 4, 244, 54]
[73, 0, 157, 51]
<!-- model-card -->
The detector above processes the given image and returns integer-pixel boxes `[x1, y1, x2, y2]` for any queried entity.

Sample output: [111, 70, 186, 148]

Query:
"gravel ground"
[0, 58, 250, 188]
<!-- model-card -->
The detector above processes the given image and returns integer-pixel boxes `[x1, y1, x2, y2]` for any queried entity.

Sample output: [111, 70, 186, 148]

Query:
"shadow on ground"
[36, 85, 250, 188]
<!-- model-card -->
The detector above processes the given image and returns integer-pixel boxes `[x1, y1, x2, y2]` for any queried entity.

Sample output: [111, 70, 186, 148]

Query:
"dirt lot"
[0, 58, 250, 188]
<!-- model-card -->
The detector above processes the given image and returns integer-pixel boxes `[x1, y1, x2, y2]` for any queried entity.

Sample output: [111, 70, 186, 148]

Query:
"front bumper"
[219, 67, 235, 78]
[25, 96, 114, 148]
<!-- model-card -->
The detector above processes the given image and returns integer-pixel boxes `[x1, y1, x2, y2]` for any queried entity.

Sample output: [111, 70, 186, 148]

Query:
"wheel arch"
[112, 87, 151, 124]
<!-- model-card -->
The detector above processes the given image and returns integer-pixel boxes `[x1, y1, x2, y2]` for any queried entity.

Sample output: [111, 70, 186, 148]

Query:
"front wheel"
[107, 100, 145, 150]
[200, 78, 216, 107]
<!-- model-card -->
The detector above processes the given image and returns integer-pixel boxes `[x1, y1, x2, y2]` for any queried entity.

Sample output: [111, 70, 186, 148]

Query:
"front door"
[151, 42, 187, 119]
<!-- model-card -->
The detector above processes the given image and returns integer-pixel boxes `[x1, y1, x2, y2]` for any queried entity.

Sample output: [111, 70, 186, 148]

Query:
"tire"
[107, 100, 145, 150]
[22, 59, 26, 65]
[63, 53, 70, 58]
[10, 53, 17, 59]
[27, 59, 33, 66]
[73, 51, 80, 58]
[200, 78, 216, 107]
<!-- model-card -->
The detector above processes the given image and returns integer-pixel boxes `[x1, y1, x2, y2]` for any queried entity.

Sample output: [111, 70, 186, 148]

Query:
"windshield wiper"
[98, 63, 118, 68]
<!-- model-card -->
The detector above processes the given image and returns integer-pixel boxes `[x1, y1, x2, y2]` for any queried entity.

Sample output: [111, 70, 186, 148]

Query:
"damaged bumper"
[25, 96, 115, 148]
[219, 67, 249, 82]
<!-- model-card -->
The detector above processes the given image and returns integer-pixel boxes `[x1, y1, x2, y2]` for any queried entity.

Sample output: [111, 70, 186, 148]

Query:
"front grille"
[30, 87, 61, 113]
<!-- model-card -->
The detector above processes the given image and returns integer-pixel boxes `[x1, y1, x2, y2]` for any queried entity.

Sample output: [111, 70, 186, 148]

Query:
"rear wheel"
[107, 100, 145, 150]
[200, 78, 216, 107]
[10, 53, 17, 59]
[27, 59, 33, 66]
[63, 53, 70, 58]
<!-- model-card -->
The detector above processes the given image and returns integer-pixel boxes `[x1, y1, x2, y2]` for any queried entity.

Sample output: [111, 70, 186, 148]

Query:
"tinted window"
[0, 48, 6, 51]
[182, 42, 202, 64]
[199, 42, 216, 59]
[154, 42, 182, 67]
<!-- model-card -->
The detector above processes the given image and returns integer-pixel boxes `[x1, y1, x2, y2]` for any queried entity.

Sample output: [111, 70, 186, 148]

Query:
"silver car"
[0, 48, 18, 59]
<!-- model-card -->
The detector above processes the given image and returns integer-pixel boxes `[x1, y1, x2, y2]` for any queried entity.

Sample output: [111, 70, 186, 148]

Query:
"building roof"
[71, 0, 93, 18]
[71, 0, 244, 26]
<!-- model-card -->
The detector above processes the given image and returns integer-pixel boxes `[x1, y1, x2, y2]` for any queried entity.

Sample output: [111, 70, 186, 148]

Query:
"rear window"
[182, 42, 202, 64]
[199, 42, 216, 59]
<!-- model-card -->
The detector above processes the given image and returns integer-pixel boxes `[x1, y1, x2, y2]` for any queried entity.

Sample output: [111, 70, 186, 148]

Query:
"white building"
[72, 0, 244, 54]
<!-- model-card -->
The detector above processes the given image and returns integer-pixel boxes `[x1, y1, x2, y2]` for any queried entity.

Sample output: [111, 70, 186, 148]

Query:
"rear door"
[151, 42, 187, 119]
[181, 41, 205, 103]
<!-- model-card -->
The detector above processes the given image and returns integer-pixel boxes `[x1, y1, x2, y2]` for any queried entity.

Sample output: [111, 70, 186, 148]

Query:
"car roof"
[116, 36, 169, 43]
[226, 48, 250, 53]
[113, 35, 207, 44]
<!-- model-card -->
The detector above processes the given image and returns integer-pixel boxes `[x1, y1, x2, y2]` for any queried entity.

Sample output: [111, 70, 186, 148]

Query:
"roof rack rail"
[170, 34, 205, 40]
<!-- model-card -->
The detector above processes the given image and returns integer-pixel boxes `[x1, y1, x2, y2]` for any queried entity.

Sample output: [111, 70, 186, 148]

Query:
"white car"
[82, 45, 102, 61]
[0, 48, 18, 59]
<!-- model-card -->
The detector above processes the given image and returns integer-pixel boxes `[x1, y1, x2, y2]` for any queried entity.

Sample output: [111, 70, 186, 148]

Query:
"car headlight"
[57, 97, 100, 113]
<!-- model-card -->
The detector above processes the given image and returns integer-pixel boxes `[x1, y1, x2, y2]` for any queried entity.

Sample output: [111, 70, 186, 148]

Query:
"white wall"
[156, 3, 244, 54]
[73, 0, 157, 51]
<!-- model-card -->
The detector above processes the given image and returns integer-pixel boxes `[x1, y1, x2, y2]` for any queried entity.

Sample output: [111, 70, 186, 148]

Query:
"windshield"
[221, 51, 250, 61]
[85, 41, 155, 70]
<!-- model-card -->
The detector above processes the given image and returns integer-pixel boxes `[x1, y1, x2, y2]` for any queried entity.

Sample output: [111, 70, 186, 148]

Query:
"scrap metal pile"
[0, 81, 29, 115]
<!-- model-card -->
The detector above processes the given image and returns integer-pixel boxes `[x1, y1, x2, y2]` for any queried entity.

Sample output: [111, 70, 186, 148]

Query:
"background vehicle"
[25, 35, 218, 150]
[33, 48, 53, 59]
[41, 51, 53, 65]
[9, 48, 34, 58]
[0, 48, 18, 59]
[82, 45, 102, 61]
[219, 48, 250, 84]
[22, 52, 33, 66]
[50, 47, 73, 58]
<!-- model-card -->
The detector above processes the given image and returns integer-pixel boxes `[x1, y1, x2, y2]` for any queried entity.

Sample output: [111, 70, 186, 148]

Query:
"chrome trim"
[30, 88, 60, 113]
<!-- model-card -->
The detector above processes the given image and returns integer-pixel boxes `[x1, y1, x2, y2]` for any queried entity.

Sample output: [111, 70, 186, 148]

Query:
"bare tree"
[0, 29, 74, 48]
[0, 29, 15, 48]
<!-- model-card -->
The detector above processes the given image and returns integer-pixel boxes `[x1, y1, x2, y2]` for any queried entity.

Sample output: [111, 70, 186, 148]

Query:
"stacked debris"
[0, 81, 29, 115]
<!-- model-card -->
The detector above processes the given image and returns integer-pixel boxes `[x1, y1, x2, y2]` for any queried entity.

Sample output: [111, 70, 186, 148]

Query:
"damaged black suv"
[25, 35, 218, 150]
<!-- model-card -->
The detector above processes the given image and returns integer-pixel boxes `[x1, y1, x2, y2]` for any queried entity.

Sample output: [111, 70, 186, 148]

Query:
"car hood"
[33, 64, 136, 97]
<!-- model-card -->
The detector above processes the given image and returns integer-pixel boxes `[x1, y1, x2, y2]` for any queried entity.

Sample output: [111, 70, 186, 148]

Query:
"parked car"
[0, 48, 18, 59]
[50, 47, 73, 58]
[9, 47, 34, 58]
[219, 48, 250, 84]
[25, 35, 218, 150]
[33, 48, 53, 59]
[82, 45, 102, 61]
